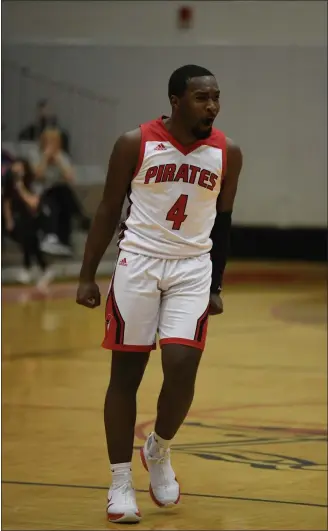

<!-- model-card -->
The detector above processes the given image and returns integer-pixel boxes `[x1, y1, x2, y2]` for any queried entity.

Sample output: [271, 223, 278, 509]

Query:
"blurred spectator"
[2, 158, 54, 290]
[2, 147, 16, 250]
[29, 127, 90, 256]
[18, 99, 70, 154]
[2, 146, 15, 177]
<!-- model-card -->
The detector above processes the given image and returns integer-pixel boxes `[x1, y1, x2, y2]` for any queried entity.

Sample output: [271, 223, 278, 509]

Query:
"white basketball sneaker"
[106, 480, 142, 523]
[140, 432, 180, 508]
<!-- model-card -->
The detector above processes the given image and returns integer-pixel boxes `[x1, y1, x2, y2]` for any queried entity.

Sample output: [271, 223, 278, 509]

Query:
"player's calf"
[155, 344, 203, 439]
[104, 351, 149, 464]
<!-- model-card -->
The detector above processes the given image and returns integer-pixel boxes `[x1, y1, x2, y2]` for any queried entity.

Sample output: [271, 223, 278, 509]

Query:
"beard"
[190, 116, 214, 140]
[191, 125, 213, 140]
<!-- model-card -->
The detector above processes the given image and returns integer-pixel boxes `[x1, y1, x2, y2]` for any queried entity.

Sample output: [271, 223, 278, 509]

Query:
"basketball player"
[76, 65, 243, 523]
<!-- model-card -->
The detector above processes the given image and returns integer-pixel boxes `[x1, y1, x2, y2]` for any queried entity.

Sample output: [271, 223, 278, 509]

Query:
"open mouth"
[203, 118, 214, 127]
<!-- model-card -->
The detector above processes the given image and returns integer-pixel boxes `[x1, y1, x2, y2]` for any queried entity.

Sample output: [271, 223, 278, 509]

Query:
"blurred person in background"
[19, 98, 71, 154]
[30, 127, 90, 256]
[2, 158, 54, 290]
[1, 146, 15, 249]
[2, 144, 15, 177]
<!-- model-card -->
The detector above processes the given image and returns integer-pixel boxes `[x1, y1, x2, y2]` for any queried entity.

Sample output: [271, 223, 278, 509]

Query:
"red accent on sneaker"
[106, 510, 142, 522]
[149, 484, 166, 507]
[107, 512, 126, 521]
[140, 447, 148, 471]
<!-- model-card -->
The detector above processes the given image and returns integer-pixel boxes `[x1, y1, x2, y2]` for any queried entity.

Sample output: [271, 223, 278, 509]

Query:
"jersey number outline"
[166, 194, 188, 230]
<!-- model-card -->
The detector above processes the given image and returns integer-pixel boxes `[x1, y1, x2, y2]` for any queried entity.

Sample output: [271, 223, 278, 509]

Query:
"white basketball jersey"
[119, 116, 227, 259]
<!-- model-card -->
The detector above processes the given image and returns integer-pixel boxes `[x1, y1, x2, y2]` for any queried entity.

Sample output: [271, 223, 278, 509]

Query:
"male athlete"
[76, 65, 243, 523]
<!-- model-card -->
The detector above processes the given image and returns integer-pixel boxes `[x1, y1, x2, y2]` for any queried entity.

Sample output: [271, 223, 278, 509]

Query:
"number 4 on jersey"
[166, 194, 188, 230]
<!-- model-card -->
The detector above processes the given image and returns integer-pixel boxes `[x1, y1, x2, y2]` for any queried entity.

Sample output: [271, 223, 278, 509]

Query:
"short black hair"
[168, 64, 214, 99]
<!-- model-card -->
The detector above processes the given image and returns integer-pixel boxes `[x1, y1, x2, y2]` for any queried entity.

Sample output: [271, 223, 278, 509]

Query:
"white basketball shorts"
[102, 250, 212, 352]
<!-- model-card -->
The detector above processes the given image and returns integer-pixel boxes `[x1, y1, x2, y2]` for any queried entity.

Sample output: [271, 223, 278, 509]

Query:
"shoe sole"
[107, 510, 142, 524]
[140, 447, 181, 508]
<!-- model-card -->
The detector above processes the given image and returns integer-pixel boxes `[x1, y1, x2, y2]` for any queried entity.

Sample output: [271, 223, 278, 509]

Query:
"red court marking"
[272, 303, 326, 325]
[134, 401, 327, 439]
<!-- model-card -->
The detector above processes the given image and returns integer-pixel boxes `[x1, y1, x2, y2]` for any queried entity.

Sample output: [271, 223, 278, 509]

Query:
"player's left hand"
[209, 292, 223, 315]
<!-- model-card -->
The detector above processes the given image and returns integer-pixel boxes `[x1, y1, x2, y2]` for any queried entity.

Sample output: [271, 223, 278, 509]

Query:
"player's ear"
[170, 95, 179, 111]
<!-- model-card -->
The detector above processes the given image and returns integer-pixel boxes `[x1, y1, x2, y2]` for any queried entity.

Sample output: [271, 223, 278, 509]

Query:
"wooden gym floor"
[2, 262, 327, 530]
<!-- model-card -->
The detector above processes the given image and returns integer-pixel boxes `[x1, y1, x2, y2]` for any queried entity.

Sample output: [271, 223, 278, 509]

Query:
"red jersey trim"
[221, 134, 227, 180]
[158, 117, 206, 156]
[133, 117, 227, 178]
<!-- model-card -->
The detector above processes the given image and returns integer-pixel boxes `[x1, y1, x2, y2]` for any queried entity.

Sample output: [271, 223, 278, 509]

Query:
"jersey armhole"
[221, 134, 227, 181]
[132, 124, 145, 178]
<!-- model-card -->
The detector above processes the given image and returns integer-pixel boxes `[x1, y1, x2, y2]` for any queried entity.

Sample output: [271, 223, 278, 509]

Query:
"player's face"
[179, 76, 220, 139]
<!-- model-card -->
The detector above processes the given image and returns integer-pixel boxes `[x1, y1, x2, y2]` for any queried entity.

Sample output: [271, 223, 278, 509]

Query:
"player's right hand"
[209, 292, 223, 315]
[76, 282, 101, 309]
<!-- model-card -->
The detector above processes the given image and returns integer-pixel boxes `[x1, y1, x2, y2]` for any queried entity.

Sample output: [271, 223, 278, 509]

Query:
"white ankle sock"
[110, 462, 132, 486]
[152, 431, 171, 450]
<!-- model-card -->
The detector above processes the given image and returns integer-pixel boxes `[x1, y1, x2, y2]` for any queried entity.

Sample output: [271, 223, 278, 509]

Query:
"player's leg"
[105, 350, 150, 465]
[155, 343, 202, 439]
[140, 344, 202, 508]
[102, 250, 161, 522]
[104, 350, 149, 523]
[140, 253, 211, 507]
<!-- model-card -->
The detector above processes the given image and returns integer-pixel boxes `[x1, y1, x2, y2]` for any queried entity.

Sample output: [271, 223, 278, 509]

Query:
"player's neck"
[162, 117, 198, 147]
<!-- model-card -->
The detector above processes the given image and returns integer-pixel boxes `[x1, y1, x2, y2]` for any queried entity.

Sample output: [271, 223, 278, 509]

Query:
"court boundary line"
[2, 480, 327, 509]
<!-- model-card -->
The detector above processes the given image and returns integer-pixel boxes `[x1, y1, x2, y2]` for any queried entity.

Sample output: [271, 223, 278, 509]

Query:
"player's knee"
[109, 367, 144, 394]
[109, 351, 149, 393]
[162, 344, 202, 385]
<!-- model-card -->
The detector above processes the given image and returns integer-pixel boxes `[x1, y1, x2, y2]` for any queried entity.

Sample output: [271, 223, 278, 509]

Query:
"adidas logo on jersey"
[119, 257, 128, 266]
[154, 143, 166, 151]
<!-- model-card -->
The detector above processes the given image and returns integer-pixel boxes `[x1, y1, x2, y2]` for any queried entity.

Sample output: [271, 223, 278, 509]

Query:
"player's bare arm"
[76, 129, 141, 308]
[209, 138, 243, 315]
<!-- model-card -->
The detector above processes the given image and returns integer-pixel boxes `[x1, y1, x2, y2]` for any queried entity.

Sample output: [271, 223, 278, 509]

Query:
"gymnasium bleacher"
[2, 62, 121, 284]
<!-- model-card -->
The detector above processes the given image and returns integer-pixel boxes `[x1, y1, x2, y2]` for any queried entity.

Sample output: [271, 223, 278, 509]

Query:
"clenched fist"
[209, 292, 223, 315]
[76, 281, 101, 309]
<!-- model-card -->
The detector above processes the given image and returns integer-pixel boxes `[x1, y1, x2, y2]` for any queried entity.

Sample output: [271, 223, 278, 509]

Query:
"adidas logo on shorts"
[154, 143, 166, 151]
[119, 257, 128, 266]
